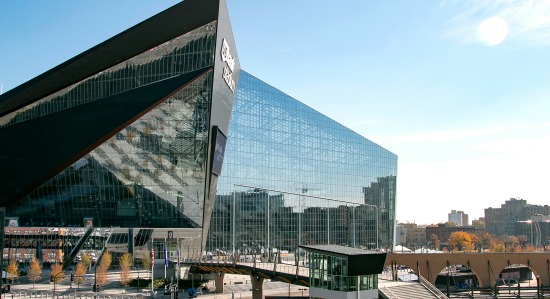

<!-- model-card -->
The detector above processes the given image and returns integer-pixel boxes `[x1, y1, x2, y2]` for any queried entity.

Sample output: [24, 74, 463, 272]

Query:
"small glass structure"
[301, 244, 386, 299]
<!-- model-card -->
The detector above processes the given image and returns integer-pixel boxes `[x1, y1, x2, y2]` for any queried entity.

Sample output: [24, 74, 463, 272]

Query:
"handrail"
[419, 275, 449, 299]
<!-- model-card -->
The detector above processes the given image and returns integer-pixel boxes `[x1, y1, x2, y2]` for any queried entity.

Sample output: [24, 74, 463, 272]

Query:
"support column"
[214, 273, 225, 293]
[250, 274, 265, 299]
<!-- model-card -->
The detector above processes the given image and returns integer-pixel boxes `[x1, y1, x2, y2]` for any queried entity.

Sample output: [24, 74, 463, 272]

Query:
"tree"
[517, 235, 528, 249]
[448, 231, 472, 251]
[476, 232, 493, 252]
[27, 257, 42, 288]
[96, 265, 108, 289]
[73, 262, 87, 291]
[523, 243, 536, 252]
[80, 253, 92, 270]
[430, 234, 440, 250]
[505, 235, 520, 252]
[489, 238, 505, 252]
[467, 232, 479, 252]
[141, 251, 151, 276]
[119, 253, 133, 288]
[6, 258, 20, 284]
[50, 263, 65, 283]
[99, 251, 112, 270]
[96, 252, 112, 289]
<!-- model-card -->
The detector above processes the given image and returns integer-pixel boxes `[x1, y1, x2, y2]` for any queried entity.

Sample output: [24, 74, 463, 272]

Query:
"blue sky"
[1, 1, 550, 224]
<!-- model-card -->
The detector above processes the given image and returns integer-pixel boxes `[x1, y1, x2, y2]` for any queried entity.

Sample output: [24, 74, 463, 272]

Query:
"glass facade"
[207, 71, 397, 259]
[1, 22, 220, 264]
[0, 1, 397, 272]
[309, 252, 378, 292]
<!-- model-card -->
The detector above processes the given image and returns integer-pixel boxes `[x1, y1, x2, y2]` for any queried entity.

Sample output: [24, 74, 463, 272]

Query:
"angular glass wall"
[208, 71, 397, 260]
[0, 22, 217, 127]
[2, 22, 218, 265]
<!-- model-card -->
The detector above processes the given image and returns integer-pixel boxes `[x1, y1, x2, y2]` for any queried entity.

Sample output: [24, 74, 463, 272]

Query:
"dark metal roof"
[0, 0, 220, 117]
[300, 244, 380, 257]
[0, 0, 234, 207]
[300, 244, 387, 276]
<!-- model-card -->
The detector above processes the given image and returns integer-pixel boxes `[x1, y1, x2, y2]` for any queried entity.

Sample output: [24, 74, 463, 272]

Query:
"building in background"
[395, 225, 407, 248]
[394, 223, 426, 250]
[485, 198, 550, 237]
[425, 223, 477, 251]
[0, 0, 397, 269]
[515, 214, 550, 248]
[448, 210, 469, 226]
[406, 224, 426, 248]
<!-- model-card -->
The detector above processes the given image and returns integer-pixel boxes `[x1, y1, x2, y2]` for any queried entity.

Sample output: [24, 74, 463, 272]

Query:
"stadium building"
[0, 0, 397, 274]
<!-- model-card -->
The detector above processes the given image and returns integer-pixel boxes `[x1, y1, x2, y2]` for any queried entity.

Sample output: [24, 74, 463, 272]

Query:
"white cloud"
[376, 122, 550, 144]
[469, 135, 550, 154]
[443, 0, 550, 47]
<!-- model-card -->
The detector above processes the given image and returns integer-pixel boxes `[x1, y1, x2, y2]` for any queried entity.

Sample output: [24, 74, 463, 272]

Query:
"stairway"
[380, 282, 448, 299]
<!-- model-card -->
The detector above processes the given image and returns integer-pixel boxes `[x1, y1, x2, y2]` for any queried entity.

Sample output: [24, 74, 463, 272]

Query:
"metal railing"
[418, 275, 449, 299]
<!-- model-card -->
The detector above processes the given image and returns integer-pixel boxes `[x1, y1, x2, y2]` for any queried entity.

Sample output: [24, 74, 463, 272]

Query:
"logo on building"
[221, 38, 236, 93]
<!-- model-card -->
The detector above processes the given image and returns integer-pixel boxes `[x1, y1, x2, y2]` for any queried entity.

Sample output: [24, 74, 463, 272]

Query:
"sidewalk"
[6, 273, 308, 299]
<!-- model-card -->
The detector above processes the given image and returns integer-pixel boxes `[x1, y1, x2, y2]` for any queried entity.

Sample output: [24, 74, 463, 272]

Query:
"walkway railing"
[418, 275, 449, 299]
[199, 259, 309, 278]
[5, 290, 145, 299]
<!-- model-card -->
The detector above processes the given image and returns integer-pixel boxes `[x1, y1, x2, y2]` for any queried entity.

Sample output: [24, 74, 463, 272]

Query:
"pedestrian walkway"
[5, 272, 306, 299]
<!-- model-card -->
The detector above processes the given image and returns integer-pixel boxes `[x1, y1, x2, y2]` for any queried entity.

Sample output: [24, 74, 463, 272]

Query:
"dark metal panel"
[301, 244, 387, 275]
[0, 0, 220, 117]
[201, 0, 240, 252]
[348, 253, 387, 276]
[0, 67, 211, 207]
